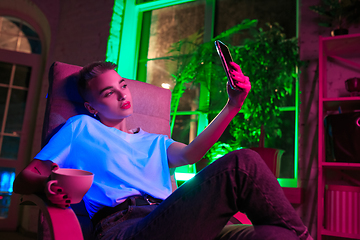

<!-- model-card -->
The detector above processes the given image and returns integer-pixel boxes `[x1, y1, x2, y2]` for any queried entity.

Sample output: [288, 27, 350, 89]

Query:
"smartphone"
[215, 40, 238, 90]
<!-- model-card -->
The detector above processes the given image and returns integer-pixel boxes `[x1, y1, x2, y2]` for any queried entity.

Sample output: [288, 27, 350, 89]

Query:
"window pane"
[177, 83, 200, 112]
[142, 1, 205, 113]
[0, 167, 15, 219]
[13, 65, 31, 87]
[265, 110, 295, 178]
[5, 89, 28, 134]
[27, 38, 41, 54]
[0, 16, 20, 35]
[209, 78, 228, 112]
[215, 0, 296, 44]
[281, 77, 296, 107]
[21, 22, 39, 38]
[0, 136, 20, 159]
[0, 32, 17, 52]
[18, 37, 31, 54]
[172, 115, 198, 144]
[0, 61, 12, 85]
[0, 87, 7, 128]
[0, 16, 41, 54]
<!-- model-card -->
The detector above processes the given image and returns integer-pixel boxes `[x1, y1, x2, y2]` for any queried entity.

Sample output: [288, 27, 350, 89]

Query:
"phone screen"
[215, 40, 238, 90]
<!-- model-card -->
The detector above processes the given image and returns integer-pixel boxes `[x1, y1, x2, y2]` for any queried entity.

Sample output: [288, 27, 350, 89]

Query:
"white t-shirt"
[35, 114, 175, 218]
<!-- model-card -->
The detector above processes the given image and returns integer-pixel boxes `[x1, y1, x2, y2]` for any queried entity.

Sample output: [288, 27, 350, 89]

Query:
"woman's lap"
[94, 149, 308, 240]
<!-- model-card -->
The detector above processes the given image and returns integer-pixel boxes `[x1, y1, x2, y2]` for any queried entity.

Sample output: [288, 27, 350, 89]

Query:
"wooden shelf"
[322, 33, 360, 57]
[318, 33, 360, 240]
[321, 162, 360, 169]
[321, 229, 360, 239]
[323, 97, 360, 111]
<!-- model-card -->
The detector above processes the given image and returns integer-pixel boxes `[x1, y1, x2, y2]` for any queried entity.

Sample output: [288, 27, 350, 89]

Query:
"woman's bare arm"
[167, 62, 251, 168]
[13, 159, 55, 194]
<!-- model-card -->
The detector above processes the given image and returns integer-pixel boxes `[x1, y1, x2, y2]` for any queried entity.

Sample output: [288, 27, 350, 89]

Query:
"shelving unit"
[317, 33, 360, 240]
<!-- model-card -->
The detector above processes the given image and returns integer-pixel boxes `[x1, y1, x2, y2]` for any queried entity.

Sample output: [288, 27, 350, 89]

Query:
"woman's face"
[84, 70, 133, 124]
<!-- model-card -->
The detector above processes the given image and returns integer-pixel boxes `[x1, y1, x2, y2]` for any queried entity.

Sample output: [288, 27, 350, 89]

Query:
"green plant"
[229, 23, 301, 148]
[204, 141, 235, 164]
[309, 0, 360, 29]
[164, 19, 258, 132]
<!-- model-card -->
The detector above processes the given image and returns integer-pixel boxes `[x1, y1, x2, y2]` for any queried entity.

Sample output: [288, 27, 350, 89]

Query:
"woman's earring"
[94, 113, 97, 117]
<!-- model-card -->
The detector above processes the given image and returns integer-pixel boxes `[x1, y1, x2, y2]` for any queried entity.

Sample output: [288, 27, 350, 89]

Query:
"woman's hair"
[77, 61, 117, 101]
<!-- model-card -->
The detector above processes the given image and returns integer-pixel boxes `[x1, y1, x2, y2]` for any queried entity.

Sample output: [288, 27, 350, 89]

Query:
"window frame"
[0, 48, 41, 229]
[0, 12, 44, 230]
[112, 0, 299, 188]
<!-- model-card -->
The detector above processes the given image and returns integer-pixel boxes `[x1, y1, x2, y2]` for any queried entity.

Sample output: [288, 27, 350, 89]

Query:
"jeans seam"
[130, 166, 244, 239]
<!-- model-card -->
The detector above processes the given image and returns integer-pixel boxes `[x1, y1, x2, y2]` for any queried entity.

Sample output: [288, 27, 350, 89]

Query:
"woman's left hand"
[227, 62, 251, 109]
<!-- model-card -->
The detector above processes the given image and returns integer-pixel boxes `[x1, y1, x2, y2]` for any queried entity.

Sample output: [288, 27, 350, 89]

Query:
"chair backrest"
[43, 61, 172, 147]
[42, 61, 173, 239]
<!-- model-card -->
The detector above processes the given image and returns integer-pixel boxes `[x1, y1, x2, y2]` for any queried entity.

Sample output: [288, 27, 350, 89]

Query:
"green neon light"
[175, 172, 195, 181]
[174, 173, 297, 187]
[106, 0, 125, 64]
[293, 66, 299, 186]
[278, 178, 298, 188]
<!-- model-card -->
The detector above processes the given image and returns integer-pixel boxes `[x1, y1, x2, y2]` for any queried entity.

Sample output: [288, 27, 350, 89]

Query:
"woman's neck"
[100, 118, 131, 133]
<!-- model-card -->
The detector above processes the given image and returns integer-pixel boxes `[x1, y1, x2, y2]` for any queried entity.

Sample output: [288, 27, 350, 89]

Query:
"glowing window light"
[105, 0, 125, 64]
[161, 83, 171, 89]
[175, 172, 195, 181]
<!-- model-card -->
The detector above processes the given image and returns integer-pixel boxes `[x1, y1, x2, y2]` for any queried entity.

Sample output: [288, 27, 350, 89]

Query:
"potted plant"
[166, 19, 258, 132]
[228, 23, 301, 148]
[309, 0, 360, 36]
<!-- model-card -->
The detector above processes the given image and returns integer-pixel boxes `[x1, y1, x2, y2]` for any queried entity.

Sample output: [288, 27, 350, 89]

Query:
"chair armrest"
[20, 194, 83, 240]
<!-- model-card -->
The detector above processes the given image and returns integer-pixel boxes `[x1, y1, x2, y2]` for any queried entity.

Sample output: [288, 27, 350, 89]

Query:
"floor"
[0, 231, 37, 240]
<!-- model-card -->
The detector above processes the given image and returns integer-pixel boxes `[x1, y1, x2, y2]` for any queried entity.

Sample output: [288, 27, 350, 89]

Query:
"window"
[0, 15, 42, 222]
[0, 16, 42, 54]
[0, 62, 31, 160]
[0, 168, 15, 219]
[108, 0, 299, 187]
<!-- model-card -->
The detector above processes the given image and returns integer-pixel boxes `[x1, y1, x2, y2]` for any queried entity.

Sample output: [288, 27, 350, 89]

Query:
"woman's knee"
[220, 149, 264, 165]
[213, 149, 269, 174]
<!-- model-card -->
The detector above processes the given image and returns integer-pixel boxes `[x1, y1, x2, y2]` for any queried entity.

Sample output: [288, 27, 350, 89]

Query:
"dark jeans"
[93, 149, 311, 240]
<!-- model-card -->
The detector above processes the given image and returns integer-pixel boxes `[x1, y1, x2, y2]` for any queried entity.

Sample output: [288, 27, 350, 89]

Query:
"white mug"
[47, 168, 94, 204]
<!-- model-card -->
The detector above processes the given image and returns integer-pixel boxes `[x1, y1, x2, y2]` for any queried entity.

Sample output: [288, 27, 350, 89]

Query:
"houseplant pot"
[331, 28, 349, 36]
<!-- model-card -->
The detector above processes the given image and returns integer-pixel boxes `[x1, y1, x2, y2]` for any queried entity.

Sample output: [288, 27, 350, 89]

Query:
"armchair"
[20, 61, 173, 240]
[20, 61, 257, 240]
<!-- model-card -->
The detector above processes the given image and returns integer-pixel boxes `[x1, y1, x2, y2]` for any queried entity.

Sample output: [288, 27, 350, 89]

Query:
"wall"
[30, 0, 116, 159]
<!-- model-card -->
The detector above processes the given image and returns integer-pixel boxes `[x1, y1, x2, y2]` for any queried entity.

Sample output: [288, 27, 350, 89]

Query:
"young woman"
[14, 61, 312, 240]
